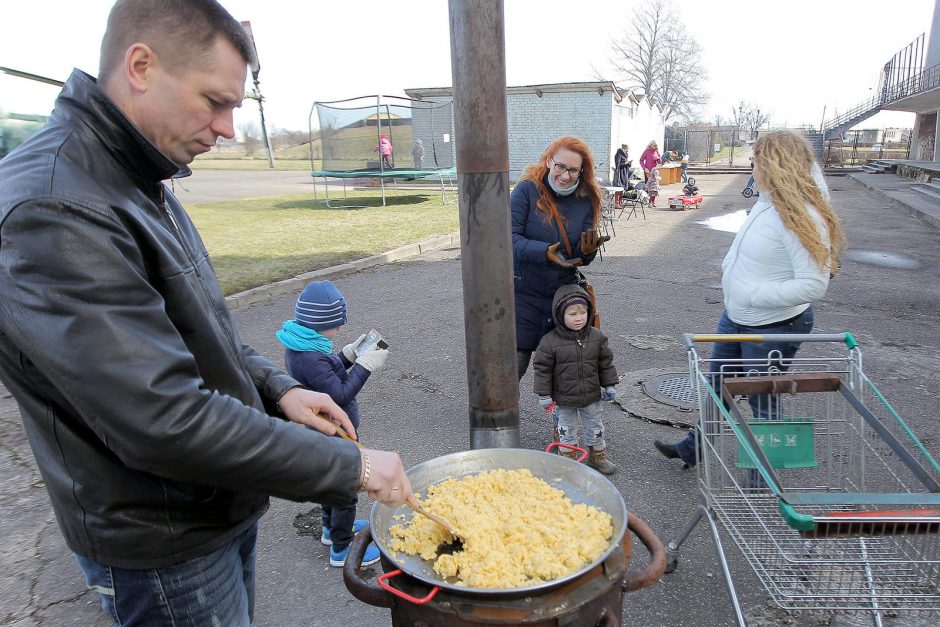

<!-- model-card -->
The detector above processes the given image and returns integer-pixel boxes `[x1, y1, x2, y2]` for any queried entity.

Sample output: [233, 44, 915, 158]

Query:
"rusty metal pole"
[448, 0, 519, 449]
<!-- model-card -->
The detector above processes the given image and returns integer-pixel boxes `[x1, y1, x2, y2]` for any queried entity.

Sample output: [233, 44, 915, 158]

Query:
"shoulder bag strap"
[552, 215, 588, 283]
[553, 214, 574, 259]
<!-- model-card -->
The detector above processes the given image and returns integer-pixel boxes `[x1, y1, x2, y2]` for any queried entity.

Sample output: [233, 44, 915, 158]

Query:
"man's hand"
[580, 229, 604, 255]
[341, 333, 367, 363]
[278, 387, 357, 440]
[546, 242, 583, 268]
[360, 448, 413, 508]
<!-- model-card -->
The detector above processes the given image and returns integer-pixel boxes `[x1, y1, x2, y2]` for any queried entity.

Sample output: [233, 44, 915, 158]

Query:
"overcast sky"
[1, 0, 934, 135]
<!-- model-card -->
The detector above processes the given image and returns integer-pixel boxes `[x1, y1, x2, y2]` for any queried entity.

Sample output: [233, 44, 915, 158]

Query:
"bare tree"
[606, 0, 708, 122]
[730, 101, 772, 140]
[239, 121, 260, 157]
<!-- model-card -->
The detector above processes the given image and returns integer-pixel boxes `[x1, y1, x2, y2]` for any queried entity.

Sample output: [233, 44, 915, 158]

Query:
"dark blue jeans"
[76, 522, 258, 626]
[322, 494, 359, 551]
[674, 307, 814, 466]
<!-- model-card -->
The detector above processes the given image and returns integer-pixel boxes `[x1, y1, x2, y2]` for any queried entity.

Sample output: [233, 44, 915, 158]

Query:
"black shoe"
[654, 439, 681, 459]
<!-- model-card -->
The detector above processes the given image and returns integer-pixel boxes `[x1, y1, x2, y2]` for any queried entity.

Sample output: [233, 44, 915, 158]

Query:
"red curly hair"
[519, 136, 602, 230]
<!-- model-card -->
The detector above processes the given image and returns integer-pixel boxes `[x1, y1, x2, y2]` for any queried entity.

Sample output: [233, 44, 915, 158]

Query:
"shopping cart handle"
[682, 332, 857, 350]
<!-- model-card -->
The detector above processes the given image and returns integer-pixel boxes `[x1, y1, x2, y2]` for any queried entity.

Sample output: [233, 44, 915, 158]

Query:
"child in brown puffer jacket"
[532, 284, 619, 474]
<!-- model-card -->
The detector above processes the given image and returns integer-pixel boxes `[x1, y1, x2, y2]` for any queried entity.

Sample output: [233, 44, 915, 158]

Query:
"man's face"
[136, 37, 247, 165]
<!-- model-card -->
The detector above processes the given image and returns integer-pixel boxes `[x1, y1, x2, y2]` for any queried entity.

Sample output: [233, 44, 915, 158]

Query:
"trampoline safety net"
[310, 95, 455, 173]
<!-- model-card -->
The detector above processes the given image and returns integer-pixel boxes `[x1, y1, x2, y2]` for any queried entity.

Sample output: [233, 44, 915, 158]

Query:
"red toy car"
[668, 194, 702, 211]
[668, 176, 702, 210]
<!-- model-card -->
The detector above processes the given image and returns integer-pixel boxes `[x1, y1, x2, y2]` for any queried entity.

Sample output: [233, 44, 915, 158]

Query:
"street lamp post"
[240, 21, 274, 169]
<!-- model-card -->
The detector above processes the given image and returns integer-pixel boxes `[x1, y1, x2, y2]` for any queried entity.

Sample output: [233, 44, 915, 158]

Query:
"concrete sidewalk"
[1, 171, 938, 626]
[845, 170, 940, 229]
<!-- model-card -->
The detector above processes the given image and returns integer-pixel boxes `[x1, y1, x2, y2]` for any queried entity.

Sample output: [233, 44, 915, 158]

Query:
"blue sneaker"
[330, 542, 381, 568]
[320, 519, 369, 546]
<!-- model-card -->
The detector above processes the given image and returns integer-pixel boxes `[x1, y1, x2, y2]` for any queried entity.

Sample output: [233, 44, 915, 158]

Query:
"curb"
[224, 232, 460, 310]
[845, 173, 940, 230]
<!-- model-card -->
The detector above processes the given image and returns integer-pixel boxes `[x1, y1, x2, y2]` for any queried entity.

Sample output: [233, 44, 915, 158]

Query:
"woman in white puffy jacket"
[655, 130, 845, 467]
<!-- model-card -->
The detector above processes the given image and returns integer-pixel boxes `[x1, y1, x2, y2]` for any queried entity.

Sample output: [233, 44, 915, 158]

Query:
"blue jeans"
[681, 163, 688, 182]
[76, 522, 258, 626]
[674, 307, 814, 466]
[556, 400, 607, 450]
[322, 495, 358, 551]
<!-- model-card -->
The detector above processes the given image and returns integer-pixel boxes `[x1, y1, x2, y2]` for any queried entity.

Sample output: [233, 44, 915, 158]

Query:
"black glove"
[546, 242, 583, 268]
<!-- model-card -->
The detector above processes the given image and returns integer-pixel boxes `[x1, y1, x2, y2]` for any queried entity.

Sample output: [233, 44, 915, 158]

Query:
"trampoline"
[309, 95, 456, 208]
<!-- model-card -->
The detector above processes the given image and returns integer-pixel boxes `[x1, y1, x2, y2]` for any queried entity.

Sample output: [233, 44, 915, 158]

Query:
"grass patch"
[188, 189, 459, 295]
[190, 157, 314, 171]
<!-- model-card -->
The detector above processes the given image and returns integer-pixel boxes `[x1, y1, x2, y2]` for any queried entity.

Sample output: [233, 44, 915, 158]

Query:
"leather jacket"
[0, 70, 361, 569]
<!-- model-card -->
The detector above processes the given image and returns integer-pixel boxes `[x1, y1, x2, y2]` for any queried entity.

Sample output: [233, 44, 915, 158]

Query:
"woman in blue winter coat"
[511, 135, 604, 381]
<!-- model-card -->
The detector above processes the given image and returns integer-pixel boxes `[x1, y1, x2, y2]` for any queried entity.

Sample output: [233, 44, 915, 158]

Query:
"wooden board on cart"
[659, 164, 682, 185]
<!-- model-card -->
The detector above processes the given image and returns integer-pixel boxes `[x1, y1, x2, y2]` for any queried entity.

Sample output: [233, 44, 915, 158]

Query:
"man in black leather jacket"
[0, 1, 412, 624]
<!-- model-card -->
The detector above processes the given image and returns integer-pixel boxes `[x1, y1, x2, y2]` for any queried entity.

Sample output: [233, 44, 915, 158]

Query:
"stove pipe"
[448, 0, 519, 449]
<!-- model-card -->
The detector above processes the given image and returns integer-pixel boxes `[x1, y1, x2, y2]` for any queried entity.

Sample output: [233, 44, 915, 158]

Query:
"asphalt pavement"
[1, 169, 938, 626]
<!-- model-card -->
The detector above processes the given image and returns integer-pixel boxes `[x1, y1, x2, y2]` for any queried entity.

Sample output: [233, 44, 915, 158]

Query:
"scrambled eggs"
[388, 468, 613, 588]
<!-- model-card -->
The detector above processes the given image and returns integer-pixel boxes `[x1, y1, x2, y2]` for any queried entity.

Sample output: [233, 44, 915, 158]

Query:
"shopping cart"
[666, 333, 940, 626]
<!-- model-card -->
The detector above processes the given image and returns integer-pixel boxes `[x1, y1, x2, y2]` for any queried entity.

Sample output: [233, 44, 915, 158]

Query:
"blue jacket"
[511, 178, 598, 351]
[284, 351, 370, 430]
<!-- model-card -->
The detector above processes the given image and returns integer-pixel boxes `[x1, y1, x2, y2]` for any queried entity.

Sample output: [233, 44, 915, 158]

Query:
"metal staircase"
[821, 96, 885, 141]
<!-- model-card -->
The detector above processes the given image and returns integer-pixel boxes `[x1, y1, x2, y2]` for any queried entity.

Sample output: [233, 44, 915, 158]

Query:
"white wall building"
[405, 81, 665, 182]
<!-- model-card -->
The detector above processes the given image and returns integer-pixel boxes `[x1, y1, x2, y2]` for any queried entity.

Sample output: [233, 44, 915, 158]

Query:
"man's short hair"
[99, 0, 255, 83]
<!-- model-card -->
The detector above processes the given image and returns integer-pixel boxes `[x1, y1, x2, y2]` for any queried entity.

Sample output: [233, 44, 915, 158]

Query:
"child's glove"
[537, 395, 553, 410]
[357, 347, 389, 372]
[601, 386, 617, 401]
[341, 333, 367, 363]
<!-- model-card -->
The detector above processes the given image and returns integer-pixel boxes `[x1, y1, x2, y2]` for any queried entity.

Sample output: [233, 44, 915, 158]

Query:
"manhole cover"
[642, 373, 696, 410]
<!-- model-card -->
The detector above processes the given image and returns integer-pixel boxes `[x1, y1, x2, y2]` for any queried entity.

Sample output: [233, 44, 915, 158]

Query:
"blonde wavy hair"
[753, 130, 845, 274]
[519, 136, 602, 230]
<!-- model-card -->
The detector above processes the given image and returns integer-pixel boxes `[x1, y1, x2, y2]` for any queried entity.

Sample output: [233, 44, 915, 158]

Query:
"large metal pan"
[369, 448, 628, 597]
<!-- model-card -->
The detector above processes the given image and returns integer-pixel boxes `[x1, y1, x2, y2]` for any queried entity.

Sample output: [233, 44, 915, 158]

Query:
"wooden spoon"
[408, 500, 462, 540]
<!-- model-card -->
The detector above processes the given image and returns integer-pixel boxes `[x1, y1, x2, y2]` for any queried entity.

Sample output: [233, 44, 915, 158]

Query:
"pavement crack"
[613, 400, 695, 430]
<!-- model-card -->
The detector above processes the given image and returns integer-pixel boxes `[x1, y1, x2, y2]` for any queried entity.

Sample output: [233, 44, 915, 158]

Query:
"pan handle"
[342, 525, 394, 608]
[545, 442, 588, 462]
[623, 513, 667, 592]
[377, 570, 441, 605]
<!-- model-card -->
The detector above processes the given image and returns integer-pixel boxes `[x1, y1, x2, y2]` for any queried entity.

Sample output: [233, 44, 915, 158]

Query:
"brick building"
[405, 81, 665, 181]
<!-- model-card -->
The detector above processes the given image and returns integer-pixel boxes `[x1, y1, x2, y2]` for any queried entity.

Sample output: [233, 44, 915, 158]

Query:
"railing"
[883, 61, 940, 105]
[822, 96, 884, 137]
[823, 61, 940, 138]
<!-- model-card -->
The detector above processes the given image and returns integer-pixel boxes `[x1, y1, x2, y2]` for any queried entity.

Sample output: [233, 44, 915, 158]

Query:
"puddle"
[697, 209, 748, 233]
[843, 250, 921, 270]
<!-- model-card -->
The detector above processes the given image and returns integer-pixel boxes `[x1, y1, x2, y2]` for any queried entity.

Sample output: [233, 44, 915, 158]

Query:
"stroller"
[623, 176, 649, 206]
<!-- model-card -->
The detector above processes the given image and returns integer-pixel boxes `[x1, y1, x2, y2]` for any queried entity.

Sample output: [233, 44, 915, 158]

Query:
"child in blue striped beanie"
[276, 280, 389, 567]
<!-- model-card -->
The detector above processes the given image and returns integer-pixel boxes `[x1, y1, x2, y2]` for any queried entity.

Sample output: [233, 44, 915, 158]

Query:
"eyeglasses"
[549, 158, 582, 178]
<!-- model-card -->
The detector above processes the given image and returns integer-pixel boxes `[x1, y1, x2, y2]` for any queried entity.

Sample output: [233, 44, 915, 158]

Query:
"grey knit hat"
[294, 281, 347, 331]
